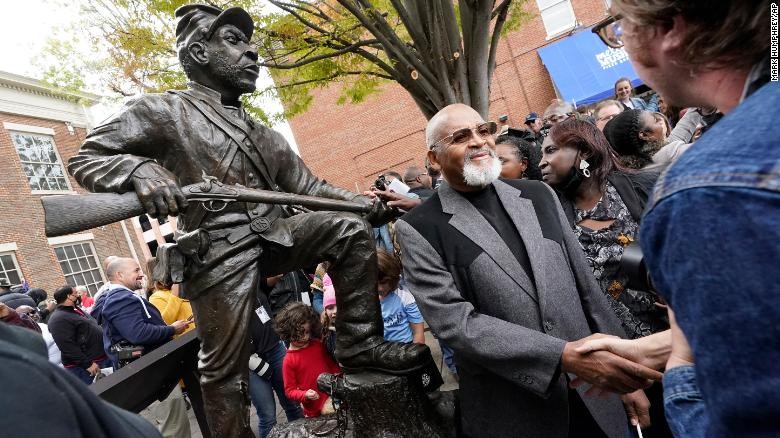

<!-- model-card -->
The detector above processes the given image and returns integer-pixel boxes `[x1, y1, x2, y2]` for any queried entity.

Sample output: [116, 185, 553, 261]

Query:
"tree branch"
[334, 1, 434, 84]
[259, 40, 380, 69]
[430, 0, 456, 104]
[464, 1, 493, 117]
[388, 0, 429, 54]
[273, 70, 393, 90]
[268, 0, 330, 35]
[344, 0, 442, 103]
[492, 0, 512, 19]
[488, 0, 512, 81]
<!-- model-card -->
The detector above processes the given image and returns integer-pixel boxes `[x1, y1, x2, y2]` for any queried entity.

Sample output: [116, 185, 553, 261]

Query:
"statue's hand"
[361, 196, 399, 227]
[131, 163, 188, 218]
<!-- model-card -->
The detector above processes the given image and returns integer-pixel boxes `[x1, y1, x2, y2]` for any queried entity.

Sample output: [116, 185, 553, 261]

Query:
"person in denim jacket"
[584, 1, 775, 437]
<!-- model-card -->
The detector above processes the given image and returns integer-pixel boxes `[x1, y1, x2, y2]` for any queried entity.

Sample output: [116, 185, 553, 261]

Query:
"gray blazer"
[395, 179, 628, 438]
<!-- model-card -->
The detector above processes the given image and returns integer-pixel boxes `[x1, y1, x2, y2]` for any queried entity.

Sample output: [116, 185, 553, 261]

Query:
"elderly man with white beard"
[394, 103, 662, 437]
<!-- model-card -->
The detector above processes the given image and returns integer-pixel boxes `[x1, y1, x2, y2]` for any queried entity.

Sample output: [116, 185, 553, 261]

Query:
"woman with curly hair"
[275, 302, 340, 417]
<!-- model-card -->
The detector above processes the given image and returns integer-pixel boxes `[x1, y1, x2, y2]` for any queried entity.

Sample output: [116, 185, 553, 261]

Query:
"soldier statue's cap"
[174, 4, 254, 48]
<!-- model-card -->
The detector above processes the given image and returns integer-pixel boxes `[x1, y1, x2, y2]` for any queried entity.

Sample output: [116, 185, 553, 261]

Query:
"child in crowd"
[320, 275, 337, 362]
[275, 302, 341, 417]
[376, 250, 425, 344]
[309, 262, 330, 315]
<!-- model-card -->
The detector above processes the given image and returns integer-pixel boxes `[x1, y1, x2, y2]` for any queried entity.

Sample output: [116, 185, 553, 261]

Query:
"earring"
[579, 159, 591, 178]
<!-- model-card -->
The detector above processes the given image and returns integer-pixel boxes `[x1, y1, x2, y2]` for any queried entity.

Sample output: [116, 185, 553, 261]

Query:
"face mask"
[558, 167, 586, 197]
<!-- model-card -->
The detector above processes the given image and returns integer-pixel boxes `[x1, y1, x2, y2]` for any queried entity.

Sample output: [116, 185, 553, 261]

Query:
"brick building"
[0, 71, 155, 295]
[289, 0, 612, 191]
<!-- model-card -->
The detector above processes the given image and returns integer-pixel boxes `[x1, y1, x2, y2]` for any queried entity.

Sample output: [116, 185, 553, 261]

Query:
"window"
[53, 242, 105, 295]
[537, 0, 577, 37]
[0, 252, 23, 286]
[10, 131, 71, 192]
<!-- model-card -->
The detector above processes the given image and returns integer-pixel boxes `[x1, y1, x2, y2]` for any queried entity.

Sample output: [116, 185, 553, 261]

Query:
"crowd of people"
[1, 1, 775, 437]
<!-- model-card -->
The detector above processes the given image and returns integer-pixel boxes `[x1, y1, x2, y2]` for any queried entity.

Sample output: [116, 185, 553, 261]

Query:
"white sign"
[595, 47, 630, 70]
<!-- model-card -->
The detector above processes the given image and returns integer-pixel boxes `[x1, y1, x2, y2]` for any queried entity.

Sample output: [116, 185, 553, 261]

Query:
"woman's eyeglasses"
[592, 14, 624, 49]
[430, 121, 498, 150]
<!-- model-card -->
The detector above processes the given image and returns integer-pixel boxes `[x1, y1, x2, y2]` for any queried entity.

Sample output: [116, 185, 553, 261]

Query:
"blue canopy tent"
[537, 28, 643, 107]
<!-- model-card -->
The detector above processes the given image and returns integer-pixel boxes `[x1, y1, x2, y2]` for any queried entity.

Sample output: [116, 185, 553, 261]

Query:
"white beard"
[462, 150, 502, 188]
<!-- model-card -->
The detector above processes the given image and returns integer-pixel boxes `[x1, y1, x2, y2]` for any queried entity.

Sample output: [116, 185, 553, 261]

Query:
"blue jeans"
[311, 290, 324, 316]
[66, 357, 113, 385]
[248, 341, 303, 438]
[373, 225, 393, 253]
[663, 366, 707, 438]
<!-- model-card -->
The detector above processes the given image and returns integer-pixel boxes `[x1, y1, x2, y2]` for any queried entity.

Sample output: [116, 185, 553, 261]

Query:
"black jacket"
[409, 186, 435, 201]
[558, 171, 659, 227]
[47, 305, 105, 368]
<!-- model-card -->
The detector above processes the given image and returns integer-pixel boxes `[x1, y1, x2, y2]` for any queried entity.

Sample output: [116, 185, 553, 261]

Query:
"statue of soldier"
[68, 4, 428, 437]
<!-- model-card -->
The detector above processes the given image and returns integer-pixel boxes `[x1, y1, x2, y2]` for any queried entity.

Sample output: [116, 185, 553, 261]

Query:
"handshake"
[561, 333, 667, 395]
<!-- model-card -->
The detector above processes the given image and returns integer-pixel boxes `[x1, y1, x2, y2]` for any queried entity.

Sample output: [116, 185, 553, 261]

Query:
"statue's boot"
[325, 214, 431, 375]
[338, 340, 431, 375]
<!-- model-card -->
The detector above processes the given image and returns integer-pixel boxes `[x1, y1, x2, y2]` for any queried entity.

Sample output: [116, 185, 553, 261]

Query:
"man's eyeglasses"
[592, 14, 624, 49]
[404, 173, 429, 183]
[543, 113, 576, 126]
[430, 121, 498, 150]
[597, 113, 618, 123]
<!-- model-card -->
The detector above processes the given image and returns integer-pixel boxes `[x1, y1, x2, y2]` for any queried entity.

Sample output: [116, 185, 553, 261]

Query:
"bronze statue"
[68, 4, 428, 436]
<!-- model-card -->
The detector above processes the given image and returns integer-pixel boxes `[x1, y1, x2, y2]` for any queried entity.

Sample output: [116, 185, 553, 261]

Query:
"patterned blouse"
[573, 182, 669, 338]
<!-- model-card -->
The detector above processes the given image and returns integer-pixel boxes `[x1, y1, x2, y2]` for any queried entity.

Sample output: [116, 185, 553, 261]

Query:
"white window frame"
[536, 0, 578, 38]
[0, 243, 23, 287]
[51, 239, 106, 295]
[5, 123, 74, 195]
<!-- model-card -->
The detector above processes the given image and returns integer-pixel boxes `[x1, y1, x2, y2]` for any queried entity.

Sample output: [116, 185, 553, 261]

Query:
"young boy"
[376, 250, 425, 344]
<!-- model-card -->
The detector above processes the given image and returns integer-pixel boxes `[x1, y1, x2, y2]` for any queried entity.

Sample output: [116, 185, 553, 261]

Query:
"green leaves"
[38, 0, 527, 122]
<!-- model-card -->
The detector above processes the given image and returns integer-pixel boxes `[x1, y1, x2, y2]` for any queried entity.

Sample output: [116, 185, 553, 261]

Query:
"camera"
[622, 241, 655, 293]
[374, 175, 387, 191]
[110, 341, 144, 368]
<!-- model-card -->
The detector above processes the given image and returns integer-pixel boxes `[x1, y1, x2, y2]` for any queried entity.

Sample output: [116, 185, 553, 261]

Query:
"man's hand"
[573, 331, 671, 371]
[0, 303, 11, 318]
[562, 335, 663, 394]
[304, 389, 319, 400]
[621, 389, 651, 428]
[131, 163, 188, 218]
[87, 362, 101, 377]
[372, 189, 422, 211]
[170, 319, 191, 335]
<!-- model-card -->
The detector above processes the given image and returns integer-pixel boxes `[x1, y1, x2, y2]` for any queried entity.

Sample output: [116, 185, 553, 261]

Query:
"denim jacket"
[640, 81, 780, 437]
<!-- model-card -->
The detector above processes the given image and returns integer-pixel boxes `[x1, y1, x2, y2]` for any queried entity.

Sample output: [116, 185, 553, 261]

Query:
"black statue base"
[269, 371, 458, 438]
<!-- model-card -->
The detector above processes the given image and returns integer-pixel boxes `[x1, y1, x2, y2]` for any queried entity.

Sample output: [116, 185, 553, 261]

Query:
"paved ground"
[142, 328, 458, 437]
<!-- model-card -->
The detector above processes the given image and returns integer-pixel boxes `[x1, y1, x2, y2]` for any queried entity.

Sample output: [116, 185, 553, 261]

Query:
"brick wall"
[289, 0, 608, 191]
[0, 112, 145, 295]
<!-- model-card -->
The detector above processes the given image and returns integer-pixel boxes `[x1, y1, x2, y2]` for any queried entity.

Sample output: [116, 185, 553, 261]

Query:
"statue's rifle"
[41, 173, 372, 238]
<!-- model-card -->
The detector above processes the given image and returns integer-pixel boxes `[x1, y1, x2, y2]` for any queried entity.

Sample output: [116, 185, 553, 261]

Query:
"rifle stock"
[42, 192, 146, 237]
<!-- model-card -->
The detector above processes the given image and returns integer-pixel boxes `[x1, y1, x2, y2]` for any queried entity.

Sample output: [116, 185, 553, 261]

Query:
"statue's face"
[204, 24, 259, 96]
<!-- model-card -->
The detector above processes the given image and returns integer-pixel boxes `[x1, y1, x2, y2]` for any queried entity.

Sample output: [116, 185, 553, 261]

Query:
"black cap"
[175, 4, 254, 49]
[603, 109, 643, 156]
[524, 112, 539, 124]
